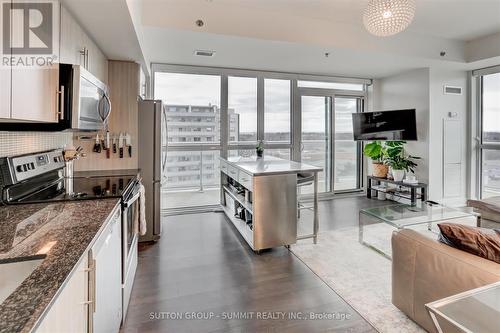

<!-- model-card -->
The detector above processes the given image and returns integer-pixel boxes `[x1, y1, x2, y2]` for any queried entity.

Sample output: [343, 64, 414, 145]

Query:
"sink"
[0, 257, 44, 304]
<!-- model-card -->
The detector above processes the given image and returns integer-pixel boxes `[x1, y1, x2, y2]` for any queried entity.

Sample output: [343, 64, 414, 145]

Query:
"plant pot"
[372, 163, 388, 178]
[392, 169, 405, 182]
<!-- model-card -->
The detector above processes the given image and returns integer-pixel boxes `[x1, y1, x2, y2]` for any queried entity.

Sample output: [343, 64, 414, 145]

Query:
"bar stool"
[297, 172, 319, 244]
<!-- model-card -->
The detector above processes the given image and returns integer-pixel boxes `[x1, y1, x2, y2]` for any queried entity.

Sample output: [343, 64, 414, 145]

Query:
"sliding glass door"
[300, 95, 333, 193]
[299, 93, 362, 195]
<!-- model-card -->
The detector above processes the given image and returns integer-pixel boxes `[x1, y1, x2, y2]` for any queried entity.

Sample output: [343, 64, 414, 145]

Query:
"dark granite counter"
[0, 199, 120, 333]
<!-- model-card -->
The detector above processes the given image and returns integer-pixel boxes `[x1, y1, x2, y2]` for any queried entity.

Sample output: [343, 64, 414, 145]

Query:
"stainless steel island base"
[219, 156, 322, 251]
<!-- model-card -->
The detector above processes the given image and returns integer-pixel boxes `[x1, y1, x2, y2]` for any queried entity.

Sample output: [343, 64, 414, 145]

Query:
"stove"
[0, 150, 138, 205]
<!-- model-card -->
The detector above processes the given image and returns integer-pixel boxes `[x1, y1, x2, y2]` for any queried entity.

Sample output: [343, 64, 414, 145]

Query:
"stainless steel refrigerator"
[138, 99, 166, 242]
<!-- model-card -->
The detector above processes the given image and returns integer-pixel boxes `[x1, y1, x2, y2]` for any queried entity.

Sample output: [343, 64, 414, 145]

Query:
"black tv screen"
[352, 109, 417, 141]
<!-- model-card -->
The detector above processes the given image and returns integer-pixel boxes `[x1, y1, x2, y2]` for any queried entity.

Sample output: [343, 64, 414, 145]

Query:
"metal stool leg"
[296, 172, 319, 244]
[313, 172, 319, 244]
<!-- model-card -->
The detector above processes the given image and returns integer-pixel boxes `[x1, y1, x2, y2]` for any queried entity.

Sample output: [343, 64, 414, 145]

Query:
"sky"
[155, 72, 357, 134]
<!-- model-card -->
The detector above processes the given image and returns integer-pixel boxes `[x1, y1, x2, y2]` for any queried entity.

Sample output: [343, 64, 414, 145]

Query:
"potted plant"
[363, 141, 388, 178]
[384, 141, 420, 182]
[256, 140, 264, 158]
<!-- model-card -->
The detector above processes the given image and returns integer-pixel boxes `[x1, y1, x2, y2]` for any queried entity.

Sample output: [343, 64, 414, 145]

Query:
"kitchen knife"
[93, 134, 102, 153]
[119, 133, 124, 158]
[105, 131, 111, 158]
[125, 133, 132, 157]
[112, 135, 117, 154]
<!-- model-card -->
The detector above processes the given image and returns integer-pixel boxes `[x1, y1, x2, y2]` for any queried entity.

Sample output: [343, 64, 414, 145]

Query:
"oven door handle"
[123, 191, 140, 208]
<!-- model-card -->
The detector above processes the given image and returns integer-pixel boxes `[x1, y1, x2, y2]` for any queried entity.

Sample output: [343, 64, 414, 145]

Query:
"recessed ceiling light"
[194, 50, 216, 57]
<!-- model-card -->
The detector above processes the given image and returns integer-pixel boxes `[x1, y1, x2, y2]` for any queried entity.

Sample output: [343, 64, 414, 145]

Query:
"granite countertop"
[0, 199, 120, 333]
[222, 156, 323, 176]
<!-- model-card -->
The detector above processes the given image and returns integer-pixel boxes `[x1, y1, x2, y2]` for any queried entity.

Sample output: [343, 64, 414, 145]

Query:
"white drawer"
[227, 164, 239, 180]
[220, 161, 229, 175]
[238, 171, 253, 191]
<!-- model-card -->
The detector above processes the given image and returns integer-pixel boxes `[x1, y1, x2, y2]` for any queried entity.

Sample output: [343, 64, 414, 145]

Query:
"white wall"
[371, 68, 430, 183]
[429, 70, 468, 205]
[371, 68, 469, 205]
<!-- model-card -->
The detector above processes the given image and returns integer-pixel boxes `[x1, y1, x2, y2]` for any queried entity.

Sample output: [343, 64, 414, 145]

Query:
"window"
[480, 72, 500, 198]
[482, 73, 500, 144]
[334, 97, 360, 191]
[228, 76, 257, 143]
[265, 79, 291, 143]
[155, 72, 221, 144]
[162, 150, 221, 209]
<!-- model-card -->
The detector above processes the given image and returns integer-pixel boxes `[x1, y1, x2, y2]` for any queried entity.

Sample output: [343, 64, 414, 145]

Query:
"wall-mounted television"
[352, 109, 417, 141]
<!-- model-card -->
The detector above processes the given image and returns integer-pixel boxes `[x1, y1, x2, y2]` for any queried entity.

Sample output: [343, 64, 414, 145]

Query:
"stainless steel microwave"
[0, 64, 111, 131]
[59, 64, 111, 131]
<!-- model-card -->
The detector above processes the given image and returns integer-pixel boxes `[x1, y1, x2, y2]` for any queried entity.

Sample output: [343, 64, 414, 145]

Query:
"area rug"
[291, 223, 429, 333]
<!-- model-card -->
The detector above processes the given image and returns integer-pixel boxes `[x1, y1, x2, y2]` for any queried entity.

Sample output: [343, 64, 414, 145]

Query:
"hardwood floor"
[121, 201, 378, 333]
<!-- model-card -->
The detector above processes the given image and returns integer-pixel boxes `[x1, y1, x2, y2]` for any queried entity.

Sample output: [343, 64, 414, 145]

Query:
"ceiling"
[61, 0, 500, 79]
[156, 0, 500, 41]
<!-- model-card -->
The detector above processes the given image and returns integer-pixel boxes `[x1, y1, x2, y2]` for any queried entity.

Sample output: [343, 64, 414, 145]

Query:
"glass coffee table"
[426, 282, 500, 333]
[359, 202, 480, 259]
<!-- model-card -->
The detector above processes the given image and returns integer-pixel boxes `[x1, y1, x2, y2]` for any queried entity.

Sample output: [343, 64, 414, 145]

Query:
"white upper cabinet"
[59, 5, 86, 66]
[59, 5, 108, 83]
[9, 1, 59, 123]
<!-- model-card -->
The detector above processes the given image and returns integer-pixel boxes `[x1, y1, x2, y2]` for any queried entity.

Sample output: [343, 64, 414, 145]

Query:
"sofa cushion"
[438, 223, 500, 264]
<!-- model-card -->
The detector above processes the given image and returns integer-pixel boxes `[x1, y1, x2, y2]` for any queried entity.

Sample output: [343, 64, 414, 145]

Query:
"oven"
[120, 178, 141, 321]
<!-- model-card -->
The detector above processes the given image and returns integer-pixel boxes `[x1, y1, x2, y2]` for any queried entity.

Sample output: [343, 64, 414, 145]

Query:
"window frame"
[475, 69, 500, 198]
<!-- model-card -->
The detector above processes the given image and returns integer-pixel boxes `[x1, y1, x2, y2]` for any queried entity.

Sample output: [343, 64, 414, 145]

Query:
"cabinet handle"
[86, 48, 90, 70]
[87, 256, 96, 314]
[57, 86, 65, 120]
[79, 47, 87, 69]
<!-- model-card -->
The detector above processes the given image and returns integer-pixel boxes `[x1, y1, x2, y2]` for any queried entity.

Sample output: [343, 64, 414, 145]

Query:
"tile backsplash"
[0, 132, 73, 157]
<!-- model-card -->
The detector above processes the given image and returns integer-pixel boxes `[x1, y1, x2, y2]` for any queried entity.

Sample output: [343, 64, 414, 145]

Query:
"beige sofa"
[392, 229, 500, 333]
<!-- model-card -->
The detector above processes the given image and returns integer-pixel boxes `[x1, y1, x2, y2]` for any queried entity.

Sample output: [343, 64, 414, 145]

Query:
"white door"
[92, 212, 122, 333]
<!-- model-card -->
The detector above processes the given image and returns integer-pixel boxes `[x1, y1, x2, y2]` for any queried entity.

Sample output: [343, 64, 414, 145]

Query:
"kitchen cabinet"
[91, 207, 122, 333]
[35, 205, 122, 333]
[10, 66, 60, 122]
[35, 255, 89, 333]
[59, 5, 86, 66]
[59, 5, 108, 83]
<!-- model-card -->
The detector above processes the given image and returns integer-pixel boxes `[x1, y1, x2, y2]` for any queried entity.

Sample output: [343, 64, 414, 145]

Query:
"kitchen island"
[219, 156, 322, 251]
